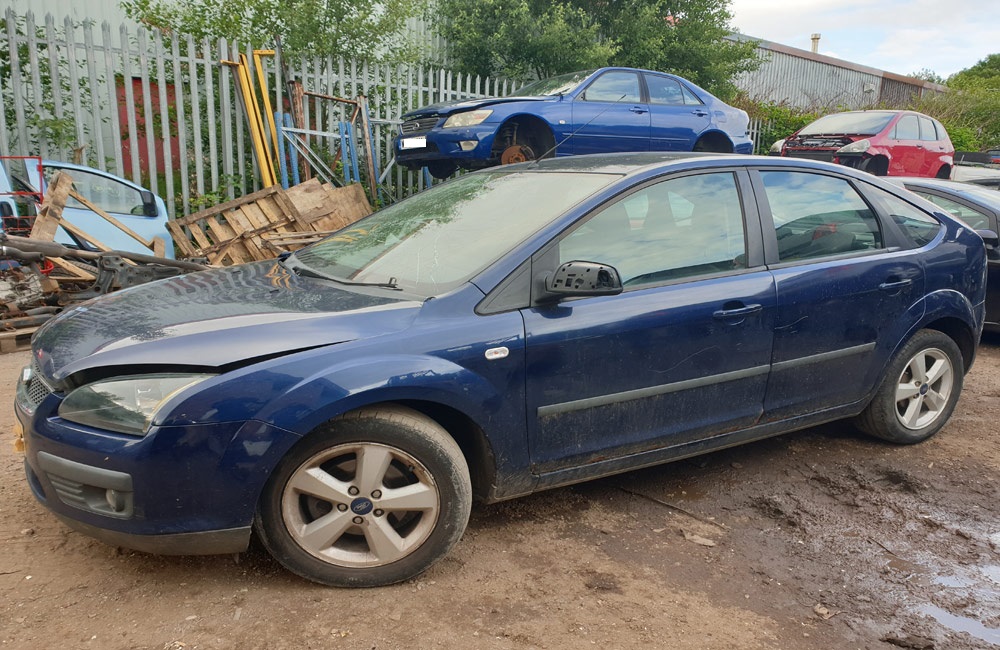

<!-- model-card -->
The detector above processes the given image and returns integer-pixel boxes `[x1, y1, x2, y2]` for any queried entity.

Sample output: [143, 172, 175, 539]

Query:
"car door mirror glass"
[139, 189, 158, 216]
[543, 261, 623, 299]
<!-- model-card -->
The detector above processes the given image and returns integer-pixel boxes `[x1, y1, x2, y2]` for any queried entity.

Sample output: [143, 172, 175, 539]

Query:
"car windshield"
[292, 170, 618, 296]
[514, 70, 595, 96]
[799, 112, 896, 136]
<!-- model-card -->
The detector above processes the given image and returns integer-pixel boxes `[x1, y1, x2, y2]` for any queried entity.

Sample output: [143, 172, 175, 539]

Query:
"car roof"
[494, 151, 879, 179]
[886, 176, 1000, 208]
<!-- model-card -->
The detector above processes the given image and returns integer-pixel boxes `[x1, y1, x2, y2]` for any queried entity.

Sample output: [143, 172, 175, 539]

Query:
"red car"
[772, 110, 954, 178]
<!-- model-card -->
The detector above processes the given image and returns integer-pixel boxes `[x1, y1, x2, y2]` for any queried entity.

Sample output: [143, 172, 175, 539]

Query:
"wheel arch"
[492, 114, 556, 158]
[392, 399, 497, 503]
[921, 316, 977, 371]
[692, 130, 735, 153]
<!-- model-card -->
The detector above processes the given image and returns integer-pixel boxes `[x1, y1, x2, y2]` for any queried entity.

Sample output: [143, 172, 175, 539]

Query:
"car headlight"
[769, 139, 785, 155]
[58, 374, 215, 436]
[837, 139, 871, 154]
[443, 110, 493, 128]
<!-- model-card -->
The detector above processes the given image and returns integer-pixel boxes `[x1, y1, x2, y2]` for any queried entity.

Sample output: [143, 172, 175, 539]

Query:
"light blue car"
[0, 159, 174, 259]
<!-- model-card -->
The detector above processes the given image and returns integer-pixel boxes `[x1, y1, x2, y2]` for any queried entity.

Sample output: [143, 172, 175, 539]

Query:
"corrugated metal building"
[733, 34, 946, 110]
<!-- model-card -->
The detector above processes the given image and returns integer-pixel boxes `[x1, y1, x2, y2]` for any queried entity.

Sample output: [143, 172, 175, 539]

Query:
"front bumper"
[393, 124, 500, 169]
[17, 387, 302, 555]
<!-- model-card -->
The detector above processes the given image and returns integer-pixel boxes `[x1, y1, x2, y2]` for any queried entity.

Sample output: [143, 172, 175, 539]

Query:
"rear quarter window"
[865, 185, 943, 247]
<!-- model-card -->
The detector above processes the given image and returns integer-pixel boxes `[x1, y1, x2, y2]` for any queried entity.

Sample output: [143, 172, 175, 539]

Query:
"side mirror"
[541, 260, 623, 300]
[139, 189, 158, 217]
[976, 229, 999, 247]
[976, 229, 1000, 258]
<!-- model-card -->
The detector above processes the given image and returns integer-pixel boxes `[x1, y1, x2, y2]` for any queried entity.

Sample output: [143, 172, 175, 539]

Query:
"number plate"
[400, 136, 427, 150]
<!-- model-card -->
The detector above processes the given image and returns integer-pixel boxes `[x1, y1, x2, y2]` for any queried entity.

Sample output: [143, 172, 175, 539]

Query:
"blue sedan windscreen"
[295, 171, 619, 296]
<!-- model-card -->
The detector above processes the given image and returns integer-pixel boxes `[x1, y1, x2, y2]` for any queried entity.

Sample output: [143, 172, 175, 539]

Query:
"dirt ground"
[1, 336, 998, 650]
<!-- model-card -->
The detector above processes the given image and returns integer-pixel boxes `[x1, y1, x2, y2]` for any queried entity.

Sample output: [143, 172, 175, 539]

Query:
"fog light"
[106, 488, 127, 513]
[459, 140, 477, 151]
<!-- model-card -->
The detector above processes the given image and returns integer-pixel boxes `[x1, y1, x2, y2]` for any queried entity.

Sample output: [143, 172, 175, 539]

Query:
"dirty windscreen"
[799, 112, 896, 136]
[292, 171, 618, 296]
[514, 70, 595, 96]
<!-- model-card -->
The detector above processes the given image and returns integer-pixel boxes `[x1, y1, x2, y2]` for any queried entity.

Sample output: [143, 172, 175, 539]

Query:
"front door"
[570, 70, 650, 154]
[522, 170, 775, 474]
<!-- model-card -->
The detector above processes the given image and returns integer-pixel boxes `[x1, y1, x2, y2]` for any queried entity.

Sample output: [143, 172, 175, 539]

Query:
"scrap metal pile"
[0, 172, 371, 353]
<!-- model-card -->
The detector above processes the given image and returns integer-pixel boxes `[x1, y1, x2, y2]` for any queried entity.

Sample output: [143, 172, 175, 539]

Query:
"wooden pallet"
[0, 325, 39, 354]
[166, 179, 371, 265]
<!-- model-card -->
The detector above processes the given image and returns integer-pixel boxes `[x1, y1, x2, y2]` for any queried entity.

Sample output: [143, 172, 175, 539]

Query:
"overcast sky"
[728, 0, 999, 79]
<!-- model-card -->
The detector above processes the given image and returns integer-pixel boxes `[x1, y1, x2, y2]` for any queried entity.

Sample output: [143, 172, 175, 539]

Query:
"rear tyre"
[855, 329, 963, 444]
[254, 405, 472, 587]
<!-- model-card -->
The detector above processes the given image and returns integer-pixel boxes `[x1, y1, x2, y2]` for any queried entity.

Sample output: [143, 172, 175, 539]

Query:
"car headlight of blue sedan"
[443, 109, 493, 128]
[58, 373, 215, 435]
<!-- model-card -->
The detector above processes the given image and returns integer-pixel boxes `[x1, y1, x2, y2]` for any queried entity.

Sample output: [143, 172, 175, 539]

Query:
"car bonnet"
[32, 260, 421, 383]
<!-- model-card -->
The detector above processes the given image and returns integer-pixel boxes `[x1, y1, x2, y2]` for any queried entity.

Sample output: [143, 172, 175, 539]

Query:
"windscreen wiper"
[281, 255, 400, 290]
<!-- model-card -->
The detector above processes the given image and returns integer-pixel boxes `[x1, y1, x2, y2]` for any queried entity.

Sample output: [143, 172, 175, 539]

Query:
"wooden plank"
[58, 219, 115, 253]
[67, 188, 154, 249]
[152, 236, 167, 258]
[187, 221, 215, 253]
[284, 178, 331, 224]
[204, 218, 247, 264]
[0, 325, 39, 354]
[309, 183, 372, 232]
[166, 221, 199, 257]
[47, 257, 96, 281]
[29, 172, 74, 241]
[224, 207, 267, 261]
[172, 184, 281, 227]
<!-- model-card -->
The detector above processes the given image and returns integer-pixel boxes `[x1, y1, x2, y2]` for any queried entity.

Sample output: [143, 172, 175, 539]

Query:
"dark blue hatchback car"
[16, 153, 986, 587]
[393, 67, 754, 178]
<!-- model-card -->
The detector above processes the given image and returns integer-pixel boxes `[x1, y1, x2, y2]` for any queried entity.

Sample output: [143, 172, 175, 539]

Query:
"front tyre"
[254, 406, 472, 587]
[855, 329, 963, 444]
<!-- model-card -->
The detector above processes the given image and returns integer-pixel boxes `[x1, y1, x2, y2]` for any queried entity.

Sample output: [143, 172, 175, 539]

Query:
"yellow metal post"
[253, 49, 280, 166]
[221, 57, 278, 187]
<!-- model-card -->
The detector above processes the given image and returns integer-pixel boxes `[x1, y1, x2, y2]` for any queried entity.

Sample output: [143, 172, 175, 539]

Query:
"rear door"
[753, 168, 928, 419]
[644, 73, 711, 151]
[522, 169, 775, 475]
[570, 70, 650, 154]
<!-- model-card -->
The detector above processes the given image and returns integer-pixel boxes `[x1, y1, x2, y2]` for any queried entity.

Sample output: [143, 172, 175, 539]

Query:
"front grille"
[785, 151, 836, 163]
[399, 117, 439, 134]
[17, 357, 54, 414]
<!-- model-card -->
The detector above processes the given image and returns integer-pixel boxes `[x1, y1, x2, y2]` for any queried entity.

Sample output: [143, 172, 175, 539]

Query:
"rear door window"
[759, 171, 882, 262]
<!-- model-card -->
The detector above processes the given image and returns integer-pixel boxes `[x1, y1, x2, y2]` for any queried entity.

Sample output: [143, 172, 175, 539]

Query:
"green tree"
[121, 0, 426, 61]
[948, 53, 1000, 90]
[435, 0, 615, 80]
[574, 0, 762, 98]
[435, 0, 760, 98]
[909, 68, 945, 85]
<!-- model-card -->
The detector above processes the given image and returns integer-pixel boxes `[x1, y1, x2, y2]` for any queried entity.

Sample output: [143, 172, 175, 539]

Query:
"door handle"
[879, 278, 913, 291]
[691, 110, 709, 117]
[713, 303, 762, 319]
[629, 106, 648, 114]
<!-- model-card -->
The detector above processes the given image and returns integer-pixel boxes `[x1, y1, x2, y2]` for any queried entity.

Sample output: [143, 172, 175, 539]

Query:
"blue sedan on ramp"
[393, 67, 754, 178]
